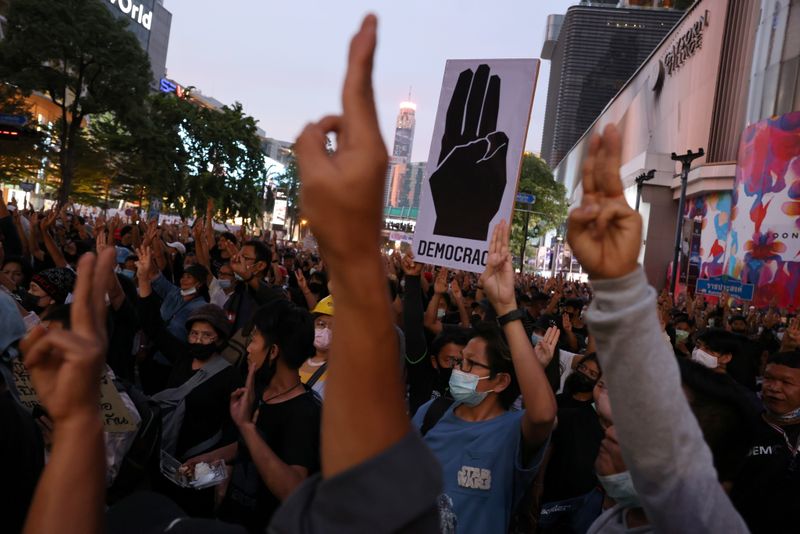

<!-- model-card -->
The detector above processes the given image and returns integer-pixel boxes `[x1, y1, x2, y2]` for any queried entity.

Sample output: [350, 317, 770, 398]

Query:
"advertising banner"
[412, 59, 539, 273]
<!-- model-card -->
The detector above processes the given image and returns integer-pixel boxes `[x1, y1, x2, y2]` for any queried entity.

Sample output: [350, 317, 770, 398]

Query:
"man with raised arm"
[268, 14, 442, 533]
[570, 124, 749, 532]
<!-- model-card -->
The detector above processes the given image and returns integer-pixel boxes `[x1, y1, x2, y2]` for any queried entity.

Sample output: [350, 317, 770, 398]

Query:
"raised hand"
[296, 269, 309, 292]
[429, 64, 507, 241]
[533, 326, 561, 366]
[478, 220, 516, 316]
[134, 246, 154, 279]
[562, 312, 573, 333]
[400, 252, 423, 277]
[294, 16, 388, 262]
[19, 249, 116, 424]
[566, 124, 642, 280]
[449, 279, 463, 303]
[230, 362, 257, 428]
[433, 267, 448, 295]
[95, 229, 110, 254]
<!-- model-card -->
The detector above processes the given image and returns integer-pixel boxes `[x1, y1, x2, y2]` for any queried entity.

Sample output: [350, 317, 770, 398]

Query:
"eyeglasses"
[447, 357, 491, 374]
[577, 363, 600, 380]
[188, 330, 218, 343]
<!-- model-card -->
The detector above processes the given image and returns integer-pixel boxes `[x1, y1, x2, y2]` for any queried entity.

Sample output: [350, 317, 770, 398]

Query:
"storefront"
[553, 0, 800, 308]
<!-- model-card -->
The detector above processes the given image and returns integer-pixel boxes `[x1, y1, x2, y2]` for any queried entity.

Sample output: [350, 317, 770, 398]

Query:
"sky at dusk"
[164, 0, 578, 163]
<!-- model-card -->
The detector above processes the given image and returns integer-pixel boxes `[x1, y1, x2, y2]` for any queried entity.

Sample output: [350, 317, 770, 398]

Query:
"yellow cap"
[312, 295, 334, 316]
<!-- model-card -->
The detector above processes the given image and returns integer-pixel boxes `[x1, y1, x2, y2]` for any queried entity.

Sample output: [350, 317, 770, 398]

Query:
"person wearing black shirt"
[137, 248, 242, 516]
[214, 299, 321, 533]
[401, 255, 470, 415]
[540, 353, 605, 532]
[732, 350, 800, 533]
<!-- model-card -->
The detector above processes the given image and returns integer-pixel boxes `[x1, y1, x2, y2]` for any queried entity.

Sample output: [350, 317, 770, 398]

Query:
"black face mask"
[435, 366, 453, 389]
[308, 282, 324, 296]
[18, 290, 45, 314]
[565, 371, 597, 394]
[255, 353, 278, 394]
[188, 343, 217, 361]
[470, 314, 482, 325]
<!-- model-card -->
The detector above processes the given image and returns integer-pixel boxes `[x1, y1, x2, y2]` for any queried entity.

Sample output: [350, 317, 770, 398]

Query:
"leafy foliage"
[0, 0, 152, 203]
[510, 153, 568, 265]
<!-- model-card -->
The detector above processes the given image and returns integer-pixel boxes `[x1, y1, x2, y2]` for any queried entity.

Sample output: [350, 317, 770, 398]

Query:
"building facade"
[540, 2, 684, 169]
[554, 0, 800, 308]
[104, 0, 172, 85]
[383, 101, 417, 206]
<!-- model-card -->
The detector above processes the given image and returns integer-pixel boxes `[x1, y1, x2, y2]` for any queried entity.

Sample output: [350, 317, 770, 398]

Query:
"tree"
[276, 155, 300, 238]
[0, 83, 54, 184]
[510, 153, 568, 269]
[0, 0, 152, 204]
[89, 93, 269, 221]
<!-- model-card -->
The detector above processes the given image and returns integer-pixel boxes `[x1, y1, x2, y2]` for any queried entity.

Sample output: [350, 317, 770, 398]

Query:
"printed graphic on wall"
[724, 111, 800, 309]
[685, 192, 732, 281]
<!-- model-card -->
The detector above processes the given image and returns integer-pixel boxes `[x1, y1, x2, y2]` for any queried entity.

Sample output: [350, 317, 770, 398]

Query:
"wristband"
[497, 308, 525, 326]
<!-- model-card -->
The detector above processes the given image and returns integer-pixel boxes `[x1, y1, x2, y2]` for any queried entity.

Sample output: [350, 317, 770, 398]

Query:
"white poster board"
[412, 59, 539, 273]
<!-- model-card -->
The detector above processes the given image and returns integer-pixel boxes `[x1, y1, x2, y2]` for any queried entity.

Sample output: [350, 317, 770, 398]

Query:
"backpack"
[420, 396, 454, 436]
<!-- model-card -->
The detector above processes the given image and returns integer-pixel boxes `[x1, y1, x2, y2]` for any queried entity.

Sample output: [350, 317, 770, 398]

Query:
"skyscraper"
[384, 100, 416, 206]
[539, 1, 683, 170]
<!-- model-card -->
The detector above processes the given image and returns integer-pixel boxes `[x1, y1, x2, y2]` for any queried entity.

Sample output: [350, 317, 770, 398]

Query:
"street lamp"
[635, 169, 656, 212]
[670, 148, 704, 300]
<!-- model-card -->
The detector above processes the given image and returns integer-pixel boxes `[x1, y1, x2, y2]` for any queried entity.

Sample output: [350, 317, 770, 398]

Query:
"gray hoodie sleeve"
[586, 267, 748, 533]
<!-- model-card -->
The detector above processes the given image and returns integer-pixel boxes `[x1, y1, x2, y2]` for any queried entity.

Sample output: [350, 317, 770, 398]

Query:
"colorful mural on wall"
[685, 192, 732, 281]
[723, 111, 800, 309]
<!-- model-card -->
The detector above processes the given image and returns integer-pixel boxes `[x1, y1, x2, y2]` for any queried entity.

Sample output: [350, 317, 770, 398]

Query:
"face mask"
[188, 342, 217, 361]
[314, 327, 332, 351]
[254, 348, 278, 393]
[449, 368, 492, 407]
[767, 405, 800, 423]
[531, 333, 543, 346]
[675, 329, 689, 343]
[180, 287, 198, 297]
[437, 309, 446, 320]
[598, 471, 641, 509]
[436, 366, 453, 388]
[470, 314, 482, 325]
[565, 371, 597, 394]
[218, 278, 233, 290]
[19, 290, 46, 314]
[308, 282, 323, 295]
[777, 331, 785, 341]
[234, 273, 244, 282]
[121, 269, 136, 280]
[691, 347, 718, 369]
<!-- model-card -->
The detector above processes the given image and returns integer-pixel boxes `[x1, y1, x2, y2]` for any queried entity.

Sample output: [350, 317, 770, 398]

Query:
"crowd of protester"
[2, 14, 799, 534]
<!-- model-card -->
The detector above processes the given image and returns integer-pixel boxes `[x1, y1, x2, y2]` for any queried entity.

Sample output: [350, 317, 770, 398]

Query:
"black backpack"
[420, 396, 454, 436]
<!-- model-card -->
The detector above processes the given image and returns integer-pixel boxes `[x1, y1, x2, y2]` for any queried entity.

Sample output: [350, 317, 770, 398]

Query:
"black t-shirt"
[0, 385, 44, 533]
[219, 389, 321, 533]
[541, 394, 604, 503]
[166, 358, 243, 460]
[732, 418, 800, 533]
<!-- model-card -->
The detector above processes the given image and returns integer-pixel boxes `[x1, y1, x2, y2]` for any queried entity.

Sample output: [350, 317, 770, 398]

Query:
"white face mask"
[437, 308, 446, 319]
[218, 279, 233, 290]
[314, 327, 332, 351]
[180, 287, 198, 297]
[691, 347, 718, 369]
[598, 471, 640, 509]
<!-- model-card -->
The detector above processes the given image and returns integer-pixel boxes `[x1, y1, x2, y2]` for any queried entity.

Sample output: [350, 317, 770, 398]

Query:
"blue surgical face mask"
[449, 368, 492, 407]
[598, 471, 640, 509]
[218, 278, 233, 290]
[121, 269, 135, 280]
[531, 333, 543, 346]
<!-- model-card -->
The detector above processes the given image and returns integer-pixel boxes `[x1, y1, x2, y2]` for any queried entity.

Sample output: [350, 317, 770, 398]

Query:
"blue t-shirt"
[412, 400, 548, 534]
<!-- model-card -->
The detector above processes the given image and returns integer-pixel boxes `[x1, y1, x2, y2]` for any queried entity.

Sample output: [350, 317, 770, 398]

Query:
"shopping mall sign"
[696, 275, 754, 301]
[107, 0, 153, 31]
[159, 78, 188, 98]
[663, 9, 710, 76]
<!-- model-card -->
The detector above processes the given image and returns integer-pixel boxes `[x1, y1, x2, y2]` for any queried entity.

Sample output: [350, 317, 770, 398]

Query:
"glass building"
[104, 0, 172, 86]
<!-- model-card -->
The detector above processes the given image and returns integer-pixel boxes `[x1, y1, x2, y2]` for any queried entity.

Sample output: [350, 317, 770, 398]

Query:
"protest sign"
[413, 59, 539, 273]
[11, 359, 138, 433]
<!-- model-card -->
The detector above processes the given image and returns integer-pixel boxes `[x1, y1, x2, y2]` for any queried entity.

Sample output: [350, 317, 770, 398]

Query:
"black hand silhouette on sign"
[430, 64, 508, 241]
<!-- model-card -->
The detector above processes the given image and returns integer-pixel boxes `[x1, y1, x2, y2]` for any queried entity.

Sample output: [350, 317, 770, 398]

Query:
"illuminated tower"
[384, 96, 416, 206]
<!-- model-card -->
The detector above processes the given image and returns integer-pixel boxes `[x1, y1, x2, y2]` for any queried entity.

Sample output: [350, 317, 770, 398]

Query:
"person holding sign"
[411, 220, 558, 534]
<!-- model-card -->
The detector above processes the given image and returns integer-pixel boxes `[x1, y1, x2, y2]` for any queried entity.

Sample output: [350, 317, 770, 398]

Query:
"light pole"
[635, 169, 656, 212]
[670, 149, 704, 300]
